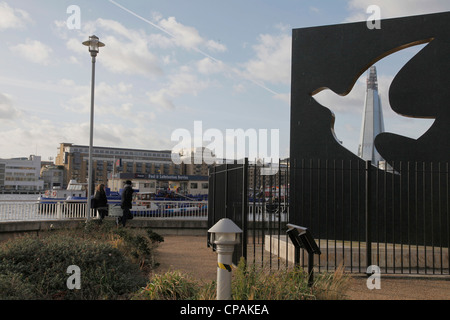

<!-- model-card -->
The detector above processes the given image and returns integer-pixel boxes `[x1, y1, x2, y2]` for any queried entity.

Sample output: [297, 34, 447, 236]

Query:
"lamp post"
[208, 218, 242, 300]
[82, 35, 105, 220]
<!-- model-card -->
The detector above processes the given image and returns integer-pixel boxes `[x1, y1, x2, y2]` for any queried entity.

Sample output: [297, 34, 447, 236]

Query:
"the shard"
[358, 65, 385, 165]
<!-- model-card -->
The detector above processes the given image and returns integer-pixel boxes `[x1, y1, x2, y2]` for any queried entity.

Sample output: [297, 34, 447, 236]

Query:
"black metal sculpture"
[289, 12, 450, 247]
[290, 11, 450, 164]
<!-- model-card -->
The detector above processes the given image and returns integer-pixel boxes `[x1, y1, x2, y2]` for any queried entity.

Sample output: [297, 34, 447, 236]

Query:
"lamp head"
[208, 218, 243, 245]
[82, 35, 105, 57]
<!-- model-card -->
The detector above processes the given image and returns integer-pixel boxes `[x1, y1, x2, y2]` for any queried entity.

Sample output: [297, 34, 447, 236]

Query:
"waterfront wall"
[0, 218, 209, 242]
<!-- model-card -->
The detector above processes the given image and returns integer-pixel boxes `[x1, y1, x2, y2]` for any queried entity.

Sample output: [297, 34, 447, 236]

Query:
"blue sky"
[0, 0, 449, 161]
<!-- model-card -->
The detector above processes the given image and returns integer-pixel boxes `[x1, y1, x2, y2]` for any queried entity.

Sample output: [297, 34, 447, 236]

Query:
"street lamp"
[82, 35, 105, 220]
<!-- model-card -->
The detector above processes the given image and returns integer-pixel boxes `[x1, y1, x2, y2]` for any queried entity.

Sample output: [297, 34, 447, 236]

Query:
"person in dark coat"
[120, 180, 133, 227]
[94, 184, 108, 221]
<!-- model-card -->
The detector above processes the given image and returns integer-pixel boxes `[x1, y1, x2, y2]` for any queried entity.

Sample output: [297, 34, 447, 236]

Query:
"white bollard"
[208, 218, 242, 301]
[215, 242, 235, 300]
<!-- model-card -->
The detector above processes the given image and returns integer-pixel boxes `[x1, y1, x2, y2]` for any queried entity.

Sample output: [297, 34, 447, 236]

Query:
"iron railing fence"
[208, 158, 449, 276]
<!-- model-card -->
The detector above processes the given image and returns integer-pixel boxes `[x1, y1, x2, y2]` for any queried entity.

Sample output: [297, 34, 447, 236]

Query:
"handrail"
[0, 199, 208, 222]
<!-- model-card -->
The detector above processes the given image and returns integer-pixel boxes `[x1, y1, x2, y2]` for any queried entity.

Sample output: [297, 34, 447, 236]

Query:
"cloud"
[0, 92, 21, 120]
[196, 57, 225, 75]
[313, 73, 398, 115]
[64, 18, 163, 77]
[345, 0, 450, 22]
[147, 67, 211, 111]
[243, 33, 291, 85]
[0, 2, 31, 30]
[154, 16, 227, 53]
[59, 79, 135, 117]
[9, 39, 53, 65]
[205, 40, 227, 53]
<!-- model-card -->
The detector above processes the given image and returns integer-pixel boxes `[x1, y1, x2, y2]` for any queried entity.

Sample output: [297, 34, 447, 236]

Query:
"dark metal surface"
[289, 12, 450, 270]
[290, 11, 450, 164]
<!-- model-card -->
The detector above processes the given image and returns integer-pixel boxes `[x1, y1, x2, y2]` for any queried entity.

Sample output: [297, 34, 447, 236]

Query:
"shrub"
[232, 258, 349, 300]
[0, 271, 35, 300]
[232, 258, 315, 300]
[135, 258, 349, 300]
[0, 231, 147, 300]
[135, 270, 200, 300]
[313, 265, 350, 300]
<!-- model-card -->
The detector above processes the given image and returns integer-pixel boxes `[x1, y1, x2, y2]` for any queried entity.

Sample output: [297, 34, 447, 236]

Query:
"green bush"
[0, 229, 148, 300]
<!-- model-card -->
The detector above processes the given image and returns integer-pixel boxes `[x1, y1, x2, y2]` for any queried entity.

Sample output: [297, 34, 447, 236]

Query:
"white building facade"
[0, 155, 44, 192]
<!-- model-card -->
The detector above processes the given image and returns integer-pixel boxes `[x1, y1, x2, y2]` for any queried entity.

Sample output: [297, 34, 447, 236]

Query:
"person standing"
[94, 183, 108, 221]
[120, 180, 133, 227]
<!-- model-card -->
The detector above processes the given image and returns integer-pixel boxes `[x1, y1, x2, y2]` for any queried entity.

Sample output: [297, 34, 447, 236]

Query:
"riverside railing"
[0, 200, 209, 222]
[0, 200, 89, 221]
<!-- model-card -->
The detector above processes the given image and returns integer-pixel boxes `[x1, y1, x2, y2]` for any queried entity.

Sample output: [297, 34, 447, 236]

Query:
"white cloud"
[147, 67, 210, 111]
[97, 19, 164, 77]
[158, 16, 203, 49]
[196, 57, 225, 75]
[346, 0, 450, 22]
[59, 79, 135, 117]
[9, 39, 53, 65]
[313, 73, 398, 115]
[206, 39, 227, 53]
[0, 92, 21, 120]
[233, 84, 246, 94]
[314, 79, 366, 114]
[0, 2, 31, 30]
[243, 33, 291, 85]
[64, 19, 163, 77]
[154, 16, 227, 53]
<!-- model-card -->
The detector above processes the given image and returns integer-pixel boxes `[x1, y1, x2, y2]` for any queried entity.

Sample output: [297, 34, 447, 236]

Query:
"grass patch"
[135, 258, 349, 300]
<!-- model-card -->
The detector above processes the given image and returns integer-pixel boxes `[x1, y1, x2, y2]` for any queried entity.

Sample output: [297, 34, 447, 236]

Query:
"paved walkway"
[153, 235, 450, 300]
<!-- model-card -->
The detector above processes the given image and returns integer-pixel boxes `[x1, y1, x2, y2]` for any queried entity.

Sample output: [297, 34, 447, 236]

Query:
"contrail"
[107, 0, 280, 96]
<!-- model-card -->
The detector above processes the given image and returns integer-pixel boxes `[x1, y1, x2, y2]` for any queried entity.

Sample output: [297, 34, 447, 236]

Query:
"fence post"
[56, 201, 62, 220]
[365, 160, 372, 272]
[242, 158, 248, 261]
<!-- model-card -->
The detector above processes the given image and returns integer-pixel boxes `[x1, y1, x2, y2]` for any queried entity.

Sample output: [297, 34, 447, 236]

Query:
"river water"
[0, 194, 40, 202]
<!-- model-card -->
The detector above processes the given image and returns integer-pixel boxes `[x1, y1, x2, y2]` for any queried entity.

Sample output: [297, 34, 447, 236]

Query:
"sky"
[0, 0, 449, 162]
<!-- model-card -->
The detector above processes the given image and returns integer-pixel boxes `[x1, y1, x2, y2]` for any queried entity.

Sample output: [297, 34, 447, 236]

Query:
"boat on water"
[131, 190, 207, 216]
[38, 180, 87, 203]
[37, 180, 122, 207]
[37, 183, 207, 217]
